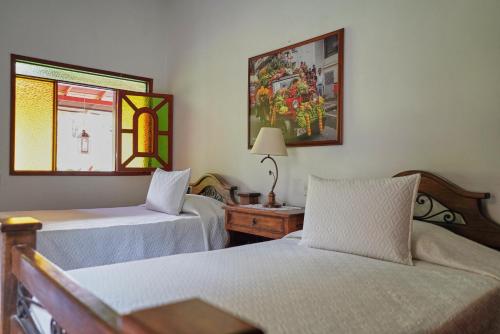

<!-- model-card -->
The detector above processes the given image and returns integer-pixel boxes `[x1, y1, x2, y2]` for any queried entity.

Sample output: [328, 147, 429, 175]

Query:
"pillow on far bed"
[412, 220, 500, 280]
[300, 174, 421, 265]
[146, 168, 191, 215]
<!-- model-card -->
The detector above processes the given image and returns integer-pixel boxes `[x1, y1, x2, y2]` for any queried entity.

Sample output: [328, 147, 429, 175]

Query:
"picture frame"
[248, 28, 344, 148]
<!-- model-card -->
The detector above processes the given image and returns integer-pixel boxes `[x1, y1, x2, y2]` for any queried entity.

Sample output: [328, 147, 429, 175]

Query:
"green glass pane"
[154, 97, 169, 132]
[16, 61, 147, 92]
[149, 157, 162, 168]
[158, 135, 169, 165]
[121, 99, 135, 130]
[121, 133, 133, 163]
[14, 77, 54, 171]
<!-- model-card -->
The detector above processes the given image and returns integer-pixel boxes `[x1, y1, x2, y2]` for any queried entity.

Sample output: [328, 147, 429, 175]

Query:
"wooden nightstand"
[225, 205, 304, 246]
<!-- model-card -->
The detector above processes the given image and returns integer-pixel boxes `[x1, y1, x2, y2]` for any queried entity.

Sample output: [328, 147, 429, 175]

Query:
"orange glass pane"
[137, 113, 154, 154]
[14, 77, 54, 171]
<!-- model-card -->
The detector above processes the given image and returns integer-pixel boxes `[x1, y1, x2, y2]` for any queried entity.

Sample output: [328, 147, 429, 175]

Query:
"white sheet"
[0, 195, 227, 270]
[61, 235, 500, 334]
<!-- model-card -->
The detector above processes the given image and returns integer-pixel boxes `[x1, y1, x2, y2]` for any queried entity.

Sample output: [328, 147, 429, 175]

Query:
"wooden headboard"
[189, 173, 238, 206]
[395, 170, 500, 250]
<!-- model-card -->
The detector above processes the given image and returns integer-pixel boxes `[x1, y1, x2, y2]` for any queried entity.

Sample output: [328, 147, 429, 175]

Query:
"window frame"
[10, 54, 155, 176]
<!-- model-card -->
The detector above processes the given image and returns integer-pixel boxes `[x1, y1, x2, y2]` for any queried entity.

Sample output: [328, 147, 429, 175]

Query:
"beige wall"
[1, 0, 499, 223]
[164, 0, 500, 222]
[0, 0, 168, 210]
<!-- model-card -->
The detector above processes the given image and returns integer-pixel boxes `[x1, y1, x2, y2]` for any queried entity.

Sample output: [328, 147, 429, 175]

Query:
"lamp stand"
[260, 154, 282, 208]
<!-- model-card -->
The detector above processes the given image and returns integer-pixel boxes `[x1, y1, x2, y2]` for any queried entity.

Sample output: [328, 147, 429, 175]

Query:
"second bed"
[0, 173, 237, 270]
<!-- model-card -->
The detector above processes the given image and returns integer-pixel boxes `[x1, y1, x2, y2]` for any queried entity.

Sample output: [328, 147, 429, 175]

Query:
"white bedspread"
[1, 196, 227, 270]
[66, 236, 500, 334]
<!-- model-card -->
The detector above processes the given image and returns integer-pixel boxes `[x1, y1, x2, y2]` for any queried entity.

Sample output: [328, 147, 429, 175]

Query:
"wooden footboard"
[0, 217, 262, 334]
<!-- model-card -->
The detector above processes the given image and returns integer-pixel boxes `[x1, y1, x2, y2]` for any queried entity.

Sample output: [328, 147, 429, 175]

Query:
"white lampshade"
[251, 127, 288, 156]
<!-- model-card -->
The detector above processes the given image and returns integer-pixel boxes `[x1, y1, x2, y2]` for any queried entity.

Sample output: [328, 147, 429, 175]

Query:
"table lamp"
[251, 127, 288, 208]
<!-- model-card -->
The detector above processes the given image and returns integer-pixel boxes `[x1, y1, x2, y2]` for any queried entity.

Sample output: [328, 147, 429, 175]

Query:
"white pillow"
[300, 174, 421, 265]
[182, 194, 225, 215]
[412, 220, 500, 281]
[145, 168, 191, 215]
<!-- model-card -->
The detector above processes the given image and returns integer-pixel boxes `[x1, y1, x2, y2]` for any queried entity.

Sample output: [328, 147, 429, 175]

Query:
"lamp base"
[263, 192, 282, 208]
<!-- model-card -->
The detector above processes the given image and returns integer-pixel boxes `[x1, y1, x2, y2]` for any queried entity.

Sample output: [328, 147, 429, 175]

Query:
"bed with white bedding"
[1, 197, 226, 270]
[0, 173, 237, 270]
[31, 224, 500, 334]
[6, 170, 500, 334]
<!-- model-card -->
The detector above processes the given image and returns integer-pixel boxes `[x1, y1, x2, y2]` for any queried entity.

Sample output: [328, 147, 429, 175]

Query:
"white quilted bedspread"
[68, 236, 500, 334]
[1, 202, 227, 270]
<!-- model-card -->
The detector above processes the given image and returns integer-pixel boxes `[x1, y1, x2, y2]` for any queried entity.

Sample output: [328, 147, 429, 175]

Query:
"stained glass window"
[11, 55, 162, 175]
[118, 92, 172, 171]
[14, 77, 55, 171]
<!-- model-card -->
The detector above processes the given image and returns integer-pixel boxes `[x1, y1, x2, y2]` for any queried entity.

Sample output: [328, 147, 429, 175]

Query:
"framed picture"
[248, 28, 344, 148]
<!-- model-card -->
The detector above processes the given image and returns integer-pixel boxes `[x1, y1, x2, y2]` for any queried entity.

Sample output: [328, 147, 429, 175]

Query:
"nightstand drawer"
[228, 212, 284, 234]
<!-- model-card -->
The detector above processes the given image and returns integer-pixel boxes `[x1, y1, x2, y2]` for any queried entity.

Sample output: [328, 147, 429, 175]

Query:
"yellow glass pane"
[121, 133, 133, 163]
[137, 113, 154, 154]
[121, 99, 135, 130]
[128, 95, 151, 109]
[121, 134, 148, 168]
[127, 157, 149, 168]
[14, 77, 54, 171]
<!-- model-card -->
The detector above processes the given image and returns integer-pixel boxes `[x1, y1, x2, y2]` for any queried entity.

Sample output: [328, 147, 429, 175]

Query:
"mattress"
[1, 195, 227, 270]
[57, 235, 500, 334]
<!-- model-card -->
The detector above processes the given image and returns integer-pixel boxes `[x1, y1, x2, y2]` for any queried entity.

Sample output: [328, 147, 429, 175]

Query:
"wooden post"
[0, 217, 41, 334]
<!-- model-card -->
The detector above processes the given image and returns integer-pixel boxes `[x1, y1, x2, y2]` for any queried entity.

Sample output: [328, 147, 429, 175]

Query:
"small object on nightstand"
[225, 205, 304, 246]
[238, 193, 261, 205]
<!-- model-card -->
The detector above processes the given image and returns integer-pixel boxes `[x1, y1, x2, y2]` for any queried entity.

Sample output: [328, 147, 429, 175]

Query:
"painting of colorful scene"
[248, 30, 343, 147]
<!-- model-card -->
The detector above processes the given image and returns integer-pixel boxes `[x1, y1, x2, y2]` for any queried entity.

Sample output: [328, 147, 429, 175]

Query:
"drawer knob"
[252, 218, 258, 226]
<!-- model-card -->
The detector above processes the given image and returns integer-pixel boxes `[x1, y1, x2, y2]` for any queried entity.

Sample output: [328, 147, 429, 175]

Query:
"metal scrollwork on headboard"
[395, 170, 500, 251]
[414, 193, 466, 225]
[189, 173, 238, 205]
[198, 186, 225, 203]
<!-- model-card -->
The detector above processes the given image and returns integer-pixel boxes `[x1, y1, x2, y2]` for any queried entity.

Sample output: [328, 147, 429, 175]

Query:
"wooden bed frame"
[0, 171, 499, 334]
[395, 171, 500, 250]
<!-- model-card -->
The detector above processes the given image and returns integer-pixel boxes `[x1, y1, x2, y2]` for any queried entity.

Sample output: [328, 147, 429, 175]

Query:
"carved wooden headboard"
[395, 170, 500, 250]
[189, 173, 238, 206]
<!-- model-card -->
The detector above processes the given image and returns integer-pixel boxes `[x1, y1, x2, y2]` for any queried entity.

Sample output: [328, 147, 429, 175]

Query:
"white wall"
[0, 0, 169, 210]
[164, 0, 500, 222]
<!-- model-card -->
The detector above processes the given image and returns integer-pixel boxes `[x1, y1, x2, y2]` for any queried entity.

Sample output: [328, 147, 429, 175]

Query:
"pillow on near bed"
[145, 168, 191, 215]
[300, 174, 421, 265]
